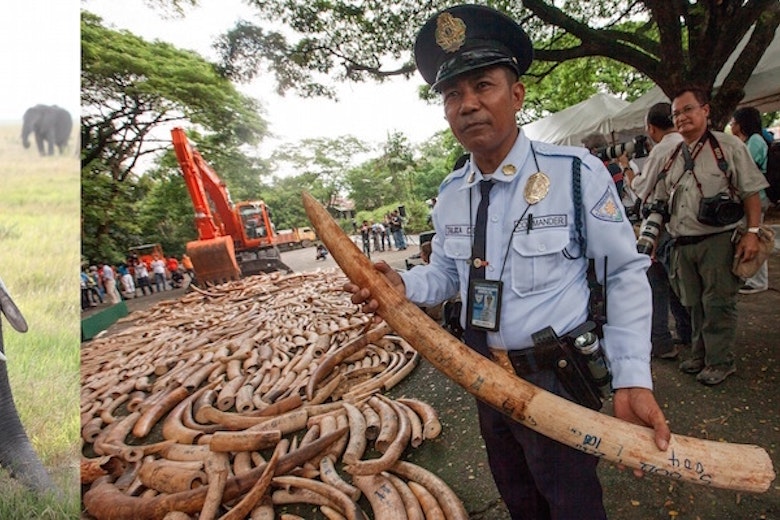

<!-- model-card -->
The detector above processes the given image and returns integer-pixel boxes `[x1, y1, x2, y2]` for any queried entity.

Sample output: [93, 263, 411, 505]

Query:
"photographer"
[647, 88, 767, 385]
[634, 103, 691, 360]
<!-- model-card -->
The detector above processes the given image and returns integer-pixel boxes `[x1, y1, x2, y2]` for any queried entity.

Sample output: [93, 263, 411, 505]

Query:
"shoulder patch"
[590, 188, 624, 222]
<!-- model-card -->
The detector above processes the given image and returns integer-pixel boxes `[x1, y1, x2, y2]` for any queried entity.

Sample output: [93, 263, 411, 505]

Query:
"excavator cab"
[172, 127, 291, 285]
[238, 204, 269, 240]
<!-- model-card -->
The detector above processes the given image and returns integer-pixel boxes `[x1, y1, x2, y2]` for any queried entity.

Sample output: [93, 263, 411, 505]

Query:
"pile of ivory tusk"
[81, 270, 468, 520]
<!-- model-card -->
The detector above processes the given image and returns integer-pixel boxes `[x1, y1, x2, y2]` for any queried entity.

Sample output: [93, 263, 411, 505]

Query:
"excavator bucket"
[186, 236, 241, 286]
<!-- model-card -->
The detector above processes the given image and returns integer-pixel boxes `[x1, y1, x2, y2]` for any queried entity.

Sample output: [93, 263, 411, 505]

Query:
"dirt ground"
[83, 227, 779, 519]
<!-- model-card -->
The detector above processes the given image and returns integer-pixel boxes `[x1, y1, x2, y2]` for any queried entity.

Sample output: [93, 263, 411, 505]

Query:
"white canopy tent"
[522, 93, 629, 146]
[609, 25, 780, 137]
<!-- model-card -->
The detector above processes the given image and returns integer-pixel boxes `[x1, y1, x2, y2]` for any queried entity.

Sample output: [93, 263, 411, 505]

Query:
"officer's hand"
[343, 261, 405, 322]
[612, 387, 671, 478]
[736, 231, 760, 262]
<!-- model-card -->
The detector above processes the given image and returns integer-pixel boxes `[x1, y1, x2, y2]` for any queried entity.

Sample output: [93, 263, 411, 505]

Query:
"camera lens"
[636, 213, 664, 255]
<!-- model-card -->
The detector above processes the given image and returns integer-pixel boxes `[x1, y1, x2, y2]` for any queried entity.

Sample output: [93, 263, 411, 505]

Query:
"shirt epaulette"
[439, 160, 470, 190]
[532, 141, 591, 160]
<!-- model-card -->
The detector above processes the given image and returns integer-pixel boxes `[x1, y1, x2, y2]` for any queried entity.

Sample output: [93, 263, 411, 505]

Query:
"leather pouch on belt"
[532, 326, 603, 410]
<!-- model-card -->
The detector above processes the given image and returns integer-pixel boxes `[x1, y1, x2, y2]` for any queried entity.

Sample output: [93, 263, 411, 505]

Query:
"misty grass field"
[0, 124, 80, 517]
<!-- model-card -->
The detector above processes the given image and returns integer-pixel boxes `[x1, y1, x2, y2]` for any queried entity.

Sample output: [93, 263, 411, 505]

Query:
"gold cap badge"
[436, 13, 467, 53]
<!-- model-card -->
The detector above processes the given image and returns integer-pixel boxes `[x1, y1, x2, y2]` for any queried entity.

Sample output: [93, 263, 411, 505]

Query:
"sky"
[75, 0, 448, 160]
[0, 1, 81, 122]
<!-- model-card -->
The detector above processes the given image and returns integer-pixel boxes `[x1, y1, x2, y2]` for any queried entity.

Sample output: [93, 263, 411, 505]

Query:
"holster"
[530, 326, 603, 410]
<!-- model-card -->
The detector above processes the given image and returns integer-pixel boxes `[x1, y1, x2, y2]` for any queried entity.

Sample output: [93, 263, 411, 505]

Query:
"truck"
[127, 243, 165, 268]
[171, 127, 291, 285]
[274, 227, 317, 251]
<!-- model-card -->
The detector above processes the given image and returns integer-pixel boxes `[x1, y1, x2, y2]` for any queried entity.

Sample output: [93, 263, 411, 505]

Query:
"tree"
[270, 136, 372, 209]
[81, 11, 266, 174]
[80, 11, 270, 262]
[412, 129, 466, 200]
[211, 1, 780, 128]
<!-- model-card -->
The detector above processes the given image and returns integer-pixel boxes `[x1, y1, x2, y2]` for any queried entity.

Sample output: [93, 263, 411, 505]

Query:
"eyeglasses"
[672, 104, 705, 119]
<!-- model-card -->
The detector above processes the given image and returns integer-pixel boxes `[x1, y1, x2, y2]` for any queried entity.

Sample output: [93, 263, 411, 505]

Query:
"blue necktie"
[464, 180, 493, 356]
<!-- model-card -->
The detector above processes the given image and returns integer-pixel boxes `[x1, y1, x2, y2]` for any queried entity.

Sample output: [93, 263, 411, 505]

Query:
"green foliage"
[412, 129, 466, 200]
[81, 163, 145, 264]
[209, 1, 780, 127]
[271, 136, 372, 209]
[135, 161, 198, 258]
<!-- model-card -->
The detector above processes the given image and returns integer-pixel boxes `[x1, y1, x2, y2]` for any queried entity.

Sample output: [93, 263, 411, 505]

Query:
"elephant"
[0, 279, 56, 494]
[21, 104, 73, 156]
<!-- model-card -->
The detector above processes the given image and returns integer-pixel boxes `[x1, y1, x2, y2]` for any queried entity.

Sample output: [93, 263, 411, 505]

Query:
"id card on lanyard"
[468, 278, 502, 331]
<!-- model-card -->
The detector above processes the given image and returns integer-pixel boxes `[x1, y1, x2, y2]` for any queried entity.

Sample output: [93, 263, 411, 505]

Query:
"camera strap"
[680, 132, 735, 198]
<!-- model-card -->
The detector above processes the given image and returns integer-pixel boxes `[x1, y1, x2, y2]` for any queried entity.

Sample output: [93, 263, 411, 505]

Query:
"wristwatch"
[747, 227, 761, 234]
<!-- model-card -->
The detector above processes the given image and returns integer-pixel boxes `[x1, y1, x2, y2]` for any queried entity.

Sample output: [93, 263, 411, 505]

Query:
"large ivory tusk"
[302, 190, 775, 493]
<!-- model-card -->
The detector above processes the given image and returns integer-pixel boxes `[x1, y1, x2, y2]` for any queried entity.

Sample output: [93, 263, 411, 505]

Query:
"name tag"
[514, 214, 567, 232]
[445, 224, 473, 237]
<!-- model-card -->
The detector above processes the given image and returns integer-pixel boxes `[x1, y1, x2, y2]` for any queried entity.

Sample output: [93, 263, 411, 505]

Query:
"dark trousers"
[647, 261, 691, 355]
[136, 276, 153, 296]
[476, 369, 606, 520]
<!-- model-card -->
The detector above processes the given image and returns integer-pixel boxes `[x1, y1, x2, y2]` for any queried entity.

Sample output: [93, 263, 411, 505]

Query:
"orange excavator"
[171, 127, 291, 285]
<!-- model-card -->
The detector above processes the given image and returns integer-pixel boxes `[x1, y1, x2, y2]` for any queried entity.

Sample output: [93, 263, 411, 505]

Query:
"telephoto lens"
[636, 212, 664, 255]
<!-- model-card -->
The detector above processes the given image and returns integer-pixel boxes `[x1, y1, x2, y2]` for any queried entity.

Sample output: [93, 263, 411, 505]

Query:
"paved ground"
[82, 227, 780, 519]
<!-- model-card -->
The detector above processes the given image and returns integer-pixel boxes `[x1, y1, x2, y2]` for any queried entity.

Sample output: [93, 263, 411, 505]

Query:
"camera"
[697, 193, 744, 227]
[636, 201, 669, 256]
[597, 135, 649, 162]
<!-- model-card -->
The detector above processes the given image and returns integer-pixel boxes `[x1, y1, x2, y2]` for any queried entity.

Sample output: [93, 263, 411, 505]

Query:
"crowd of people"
[355, 209, 408, 258]
[80, 253, 194, 310]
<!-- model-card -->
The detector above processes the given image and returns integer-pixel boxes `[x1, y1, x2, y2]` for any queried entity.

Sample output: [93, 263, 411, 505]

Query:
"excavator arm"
[171, 128, 241, 284]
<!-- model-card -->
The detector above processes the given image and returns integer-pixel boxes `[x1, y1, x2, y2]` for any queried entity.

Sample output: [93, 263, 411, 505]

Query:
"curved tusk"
[345, 396, 410, 476]
[0, 276, 27, 333]
[397, 397, 442, 440]
[272, 475, 364, 520]
[319, 455, 361, 501]
[219, 441, 284, 520]
[199, 452, 229, 520]
[407, 481, 446, 520]
[302, 190, 775, 493]
[390, 461, 468, 520]
[307, 322, 392, 400]
[83, 426, 350, 519]
[384, 472, 425, 520]
[351, 473, 408, 520]
[341, 401, 368, 464]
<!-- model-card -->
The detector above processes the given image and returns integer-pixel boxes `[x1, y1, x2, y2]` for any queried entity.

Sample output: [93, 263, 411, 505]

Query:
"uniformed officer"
[346, 5, 670, 519]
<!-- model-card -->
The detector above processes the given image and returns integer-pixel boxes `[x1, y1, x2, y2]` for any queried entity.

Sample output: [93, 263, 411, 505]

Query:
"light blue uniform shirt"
[402, 129, 653, 390]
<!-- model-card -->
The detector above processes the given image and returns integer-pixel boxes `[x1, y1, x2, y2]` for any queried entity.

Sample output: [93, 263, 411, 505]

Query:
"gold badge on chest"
[524, 172, 550, 205]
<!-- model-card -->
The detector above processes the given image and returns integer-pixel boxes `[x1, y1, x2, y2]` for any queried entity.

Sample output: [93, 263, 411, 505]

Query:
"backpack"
[765, 140, 780, 203]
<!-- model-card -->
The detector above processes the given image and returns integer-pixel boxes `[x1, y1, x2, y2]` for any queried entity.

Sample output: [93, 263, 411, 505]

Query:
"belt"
[489, 347, 555, 377]
[674, 229, 732, 246]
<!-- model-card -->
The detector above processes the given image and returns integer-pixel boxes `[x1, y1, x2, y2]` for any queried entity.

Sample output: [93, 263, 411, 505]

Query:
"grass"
[0, 124, 80, 516]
